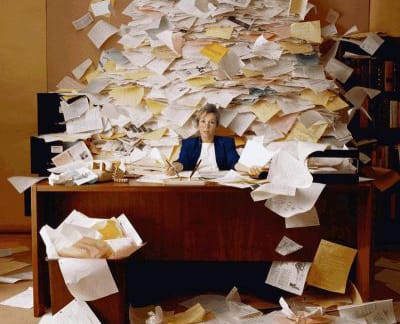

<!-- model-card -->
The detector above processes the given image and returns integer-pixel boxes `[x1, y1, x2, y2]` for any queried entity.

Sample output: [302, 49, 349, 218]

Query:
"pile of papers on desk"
[15, 0, 385, 217]
[39, 210, 144, 301]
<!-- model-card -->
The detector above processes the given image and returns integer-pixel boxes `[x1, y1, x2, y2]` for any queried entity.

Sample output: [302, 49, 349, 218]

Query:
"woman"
[165, 104, 263, 177]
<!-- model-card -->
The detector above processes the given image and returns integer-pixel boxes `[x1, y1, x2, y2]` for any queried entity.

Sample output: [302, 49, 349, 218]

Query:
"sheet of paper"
[285, 206, 320, 229]
[218, 49, 242, 79]
[238, 140, 275, 168]
[277, 96, 314, 115]
[253, 35, 282, 60]
[7, 176, 46, 194]
[322, 24, 338, 37]
[360, 33, 384, 55]
[265, 183, 325, 218]
[326, 8, 340, 24]
[0, 271, 33, 284]
[139, 128, 167, 141]
[219, 0, 251, 8]
[338, 299, 396, 324]
[285, 121, 328, 143]
[206, 89, 247, 108]
[66, 107, 103, 134]
[325, 57, 353, 84]
[52, 141, 93, 167]
[290, 21, 322, 43]
[275, 236, 303, 256]
[228, 113, 256, 136]
[165, 303, 206, 324]
[251, 100, 281, 123]
[200, 43, 229, 63]
[267, 150, 313, 189]
[251, 183, 296, 202]
[345, 86, 380, 108]
[267, 113, 298, 134]
[146, 57, 175, 75]
[61, 97, 90, 121]
[91, 0, 111, 17]
[72, 12, 94, 30]
[325, 96, 349, 112]
[206, 26, 233, 40]
[265, 261, 312, 295]
[162, 106, 195, 127]
[218, 108, 239, 128]
[0, 287, 33, 309]
[56, 76, 85, 90]
[307, 239, 357, 294]
[263, 60, 295, 78]
[129, 105, 153, 128]
[0, 260, 30, 275]
[118, 34, 146, 49]
[72, 58, 93, 80]
[109, 86, 144, 107]
[43, 299, 101, 324]
[58, 258, 118, 301]
[300, 89, 332, 107]
[176, 0, 215, 18]
[87, 20, 119, 49]
[157, 30, 184, 55]
[80, 78, 109, 94]
[293, 65, 326, 80]
[289, 0, 308, 19]
[279, 41, 313, 54]
[0, 246, 29, 257]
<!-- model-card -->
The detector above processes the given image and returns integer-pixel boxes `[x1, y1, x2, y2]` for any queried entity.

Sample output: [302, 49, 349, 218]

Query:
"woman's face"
[198, 112, 217, 142]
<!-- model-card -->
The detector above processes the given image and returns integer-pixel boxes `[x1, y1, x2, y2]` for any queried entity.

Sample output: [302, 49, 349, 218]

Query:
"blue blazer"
[176, 136, 239, 171]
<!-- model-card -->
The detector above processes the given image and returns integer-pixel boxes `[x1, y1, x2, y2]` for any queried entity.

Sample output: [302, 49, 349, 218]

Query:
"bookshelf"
[336, 37, 400, 244]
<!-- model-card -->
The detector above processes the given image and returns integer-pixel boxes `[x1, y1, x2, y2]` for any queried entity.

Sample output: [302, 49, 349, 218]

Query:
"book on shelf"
[384, 60, 394, 92]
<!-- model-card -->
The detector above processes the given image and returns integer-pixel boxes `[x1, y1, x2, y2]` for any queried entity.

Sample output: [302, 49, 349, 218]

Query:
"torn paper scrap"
[87, 20, 119, 49]
[275, 236, 303, 256]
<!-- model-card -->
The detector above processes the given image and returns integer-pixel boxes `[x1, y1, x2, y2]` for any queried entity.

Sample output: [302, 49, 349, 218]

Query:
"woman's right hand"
[248, 165, 268, 179]
[165, 165, 177, 176]
[164, 162, 183, 176]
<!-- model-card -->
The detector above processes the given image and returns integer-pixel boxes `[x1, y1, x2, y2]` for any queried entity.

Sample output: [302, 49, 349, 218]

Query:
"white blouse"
[197, 143, 219, 172]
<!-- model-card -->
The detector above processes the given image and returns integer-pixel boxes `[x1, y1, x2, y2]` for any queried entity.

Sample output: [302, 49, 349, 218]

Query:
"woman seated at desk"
[165, 104, 263, 177]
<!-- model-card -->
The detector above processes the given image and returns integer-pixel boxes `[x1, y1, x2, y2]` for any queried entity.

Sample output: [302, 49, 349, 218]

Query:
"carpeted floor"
[1, 234, 400, 324]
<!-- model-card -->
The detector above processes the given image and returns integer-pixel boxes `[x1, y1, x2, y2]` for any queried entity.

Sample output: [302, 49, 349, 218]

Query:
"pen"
[189, 159, 202, 181]
[165, 160, 181, 178]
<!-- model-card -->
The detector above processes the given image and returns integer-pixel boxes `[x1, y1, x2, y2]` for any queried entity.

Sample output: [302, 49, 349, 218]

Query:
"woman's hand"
[164, 162, 183, 176]
[248, 165, 268, 179]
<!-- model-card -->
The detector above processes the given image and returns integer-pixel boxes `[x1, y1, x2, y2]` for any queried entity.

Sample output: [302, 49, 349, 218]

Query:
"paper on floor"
[0, 286, 33, 309]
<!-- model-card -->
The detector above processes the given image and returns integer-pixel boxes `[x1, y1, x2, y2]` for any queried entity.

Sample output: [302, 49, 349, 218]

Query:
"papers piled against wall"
[39, 209, 144, 301]
[32, 0, 382, 217]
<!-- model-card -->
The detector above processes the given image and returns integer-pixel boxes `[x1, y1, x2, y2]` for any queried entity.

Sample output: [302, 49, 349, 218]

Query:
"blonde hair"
[195, 104, 220, 126]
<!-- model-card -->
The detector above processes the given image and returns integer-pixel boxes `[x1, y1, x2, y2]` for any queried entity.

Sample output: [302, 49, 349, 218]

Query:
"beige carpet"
[0, 234, 41, 323]
[0, 280, 40, 324]
[1, 234, 400, 324]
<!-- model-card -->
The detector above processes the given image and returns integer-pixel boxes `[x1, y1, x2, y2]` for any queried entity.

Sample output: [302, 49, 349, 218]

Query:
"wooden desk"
[31, 181, 373, 316]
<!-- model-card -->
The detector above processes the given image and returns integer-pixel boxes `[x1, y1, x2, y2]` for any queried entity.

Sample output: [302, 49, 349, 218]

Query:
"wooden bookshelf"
[337, 37, 400, 237]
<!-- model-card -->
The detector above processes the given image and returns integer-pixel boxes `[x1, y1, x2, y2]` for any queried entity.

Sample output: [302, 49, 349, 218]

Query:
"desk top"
[34, 179, 372, 194]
